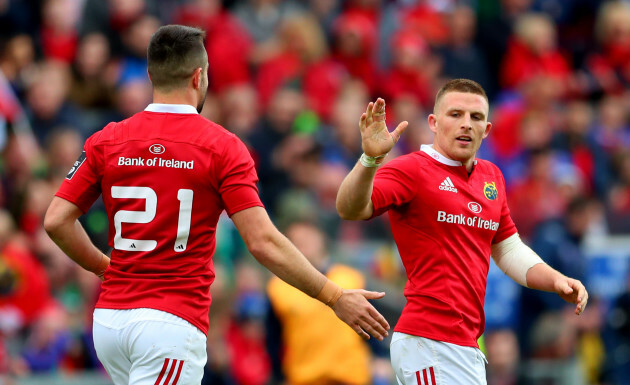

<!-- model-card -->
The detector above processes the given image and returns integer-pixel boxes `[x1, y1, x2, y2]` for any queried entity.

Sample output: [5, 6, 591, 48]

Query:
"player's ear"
[191, 67, 203, 89]
[428, 114, 438, 134]
[482, 121, 492, 139]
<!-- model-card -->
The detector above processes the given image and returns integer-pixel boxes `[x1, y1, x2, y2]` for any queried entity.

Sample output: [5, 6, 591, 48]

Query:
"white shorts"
[390, 332, 487, 385]
[93, 308, 207, 385]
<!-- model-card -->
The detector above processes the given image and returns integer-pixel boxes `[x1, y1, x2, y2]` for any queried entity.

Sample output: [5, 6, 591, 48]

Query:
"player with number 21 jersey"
[56, 104, 261, 334]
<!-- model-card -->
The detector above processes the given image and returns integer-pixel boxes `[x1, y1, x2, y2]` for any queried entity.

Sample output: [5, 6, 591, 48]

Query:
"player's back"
[89, 106, 261, 333]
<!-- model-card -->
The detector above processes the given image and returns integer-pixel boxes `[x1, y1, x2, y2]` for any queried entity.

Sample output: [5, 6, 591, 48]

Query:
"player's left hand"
[554, 277, 588, 315]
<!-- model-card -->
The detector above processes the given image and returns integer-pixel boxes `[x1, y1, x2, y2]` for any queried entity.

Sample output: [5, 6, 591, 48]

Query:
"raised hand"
[331, 289, 390, 340]
[360, 98, 408, 157]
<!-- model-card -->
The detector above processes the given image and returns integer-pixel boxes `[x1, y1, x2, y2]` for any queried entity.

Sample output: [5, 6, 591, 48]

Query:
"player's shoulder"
[474, 158, 504, 176]
[93, 113, 240, 148]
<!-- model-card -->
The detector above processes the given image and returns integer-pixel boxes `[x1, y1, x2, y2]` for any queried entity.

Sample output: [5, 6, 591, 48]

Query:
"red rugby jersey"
[55, 104, 263, 334]
[371, 145, 517, 347]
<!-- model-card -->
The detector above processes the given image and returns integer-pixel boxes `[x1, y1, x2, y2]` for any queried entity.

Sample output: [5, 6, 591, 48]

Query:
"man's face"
[428, 91, 491, 165]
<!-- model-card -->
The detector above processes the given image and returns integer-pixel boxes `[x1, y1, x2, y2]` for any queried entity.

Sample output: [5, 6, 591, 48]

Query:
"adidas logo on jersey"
[439, 177, 458, 193]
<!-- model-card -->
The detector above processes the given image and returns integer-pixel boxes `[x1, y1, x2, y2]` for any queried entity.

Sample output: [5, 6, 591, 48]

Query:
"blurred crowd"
[0, 0, 629, 384]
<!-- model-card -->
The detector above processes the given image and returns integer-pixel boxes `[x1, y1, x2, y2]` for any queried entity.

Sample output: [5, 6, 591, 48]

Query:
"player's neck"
[153, 89, 198, 109]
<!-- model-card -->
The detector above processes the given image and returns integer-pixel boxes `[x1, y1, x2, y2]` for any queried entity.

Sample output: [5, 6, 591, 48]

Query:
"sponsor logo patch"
[66, 151, 86, 180]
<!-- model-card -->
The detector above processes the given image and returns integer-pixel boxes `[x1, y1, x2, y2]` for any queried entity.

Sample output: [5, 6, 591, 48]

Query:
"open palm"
[360, 98, 408, 157]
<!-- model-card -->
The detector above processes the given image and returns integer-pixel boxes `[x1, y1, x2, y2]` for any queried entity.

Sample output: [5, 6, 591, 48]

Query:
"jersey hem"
[95, 303, 208, 335]
[226, 201, 265, 217]
[393, 326, 479, 348]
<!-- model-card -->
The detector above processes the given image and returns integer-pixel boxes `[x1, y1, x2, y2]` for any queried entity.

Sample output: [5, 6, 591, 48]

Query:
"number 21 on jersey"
[111, 186, 193, 252]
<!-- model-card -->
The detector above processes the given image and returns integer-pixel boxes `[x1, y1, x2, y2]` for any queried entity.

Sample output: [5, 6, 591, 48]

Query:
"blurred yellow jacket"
[267, 264, 371, 385]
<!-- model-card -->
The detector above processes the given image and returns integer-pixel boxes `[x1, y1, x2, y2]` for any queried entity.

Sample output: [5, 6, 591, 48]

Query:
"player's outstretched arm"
[336, 98, 407, 221]
[232, 206, 390, 340]
[526, 263, 589, 315]
[44, 197, 110, 280]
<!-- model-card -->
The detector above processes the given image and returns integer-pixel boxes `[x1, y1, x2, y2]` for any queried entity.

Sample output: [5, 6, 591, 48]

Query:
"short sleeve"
[371, 155, 420, 218]
[492, 170, 518, 244]
[55, 131, 103, 213]
[217, 135, 264, 216]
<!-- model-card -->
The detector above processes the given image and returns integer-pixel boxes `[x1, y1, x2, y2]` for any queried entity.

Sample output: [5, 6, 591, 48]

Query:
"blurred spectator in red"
[586, 1, 630, 96]
[500, 13, 571, 92]
[397, 0, 449, 47]
[488, 74, 562, 165]
[39, 0, 81, 63]
[175, 0, 253, 94]
[332, 12, 378, 94]
[439, 5, 491, 92]
[380, 29, 436, 110]
[0, 210, 52, 334]
[255, 13, 346, 116]
[69, 33, 116, 110]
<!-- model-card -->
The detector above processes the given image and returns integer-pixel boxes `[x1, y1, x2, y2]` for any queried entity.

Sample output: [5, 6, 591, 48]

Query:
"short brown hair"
[434, 78, 488, 113]
[147, 25, 207, 91]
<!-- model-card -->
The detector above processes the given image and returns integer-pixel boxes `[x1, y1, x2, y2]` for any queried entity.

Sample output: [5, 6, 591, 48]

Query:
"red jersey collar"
[420, 144, 477, 166]
[145, 103, 198, 114]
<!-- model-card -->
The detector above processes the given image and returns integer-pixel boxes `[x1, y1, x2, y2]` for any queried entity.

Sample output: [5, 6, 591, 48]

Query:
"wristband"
[359, 153, 387, 168]
[316, 279, 344, 307]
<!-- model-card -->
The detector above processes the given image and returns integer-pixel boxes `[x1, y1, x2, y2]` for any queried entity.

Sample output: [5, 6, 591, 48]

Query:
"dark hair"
[147, 25, 207, 91]
[434, 79, 489, 113]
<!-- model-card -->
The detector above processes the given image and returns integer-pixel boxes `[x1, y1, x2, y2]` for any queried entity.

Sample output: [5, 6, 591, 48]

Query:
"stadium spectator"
[267, 221, 372, 385]
[39, 0, 81, 63]
[439, 5, 491, 93]
[500, 13, 570, 92]
[336, 79, 588, 384]
[485, 329, 522, 385]
[68, 33, 116, 111]
[586, 1, 630, 96]
[174, 0, 253, 94]
[44, 25, 389, 385]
